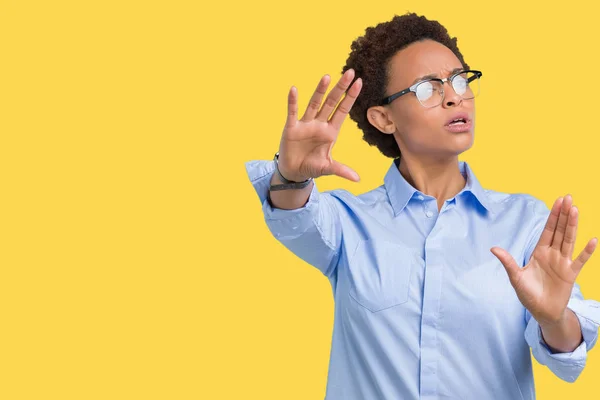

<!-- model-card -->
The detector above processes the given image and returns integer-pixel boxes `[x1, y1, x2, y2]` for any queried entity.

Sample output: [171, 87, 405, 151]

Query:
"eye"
[415, 81, 435, 100]
[453, 75, 469, 94]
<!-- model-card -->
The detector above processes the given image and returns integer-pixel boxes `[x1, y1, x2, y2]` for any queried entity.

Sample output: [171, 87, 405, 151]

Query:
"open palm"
[276, 69, 362, 183]
[491, 195, 597, 326]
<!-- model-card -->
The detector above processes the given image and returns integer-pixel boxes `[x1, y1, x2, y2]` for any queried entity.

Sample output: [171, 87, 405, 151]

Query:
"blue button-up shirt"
[245, 158, 600, 400]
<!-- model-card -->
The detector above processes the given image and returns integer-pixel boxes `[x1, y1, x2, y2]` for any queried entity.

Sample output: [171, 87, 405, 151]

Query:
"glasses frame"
[379, 70, 482, 107]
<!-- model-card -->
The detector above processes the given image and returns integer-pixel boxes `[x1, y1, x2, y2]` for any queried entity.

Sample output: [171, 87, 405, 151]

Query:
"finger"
[323, 159, 360, 182]
[551, 194, 572, 250]
[571, 237, 598, 275]
[301, 74, 331, 122]
[286, 86, 299, 127]
[538, 197, 563, 247]
[561, 205, 578, 258]
[490, 247, 522, 287]
[330, 77, 362, 130]
[316, 69, 355, 122]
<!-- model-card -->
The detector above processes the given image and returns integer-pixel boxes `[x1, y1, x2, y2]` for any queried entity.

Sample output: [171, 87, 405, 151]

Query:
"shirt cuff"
[244, 159, 321, 237]
[525, 316, 586, 382]
[525, 297, 600, 383]
[568, 298, 600, 352]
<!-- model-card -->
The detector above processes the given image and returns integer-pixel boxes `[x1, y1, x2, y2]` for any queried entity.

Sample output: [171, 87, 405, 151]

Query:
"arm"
[492, 195, 600, 382]
[245, 159, 342, 277]
[245, 69, 362, 277]
[525, 282, 600, 382]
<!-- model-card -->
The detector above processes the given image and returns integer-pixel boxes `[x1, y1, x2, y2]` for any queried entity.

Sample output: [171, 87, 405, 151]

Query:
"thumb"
[323, 159, 360, 182]
[490, 247, 521, 286]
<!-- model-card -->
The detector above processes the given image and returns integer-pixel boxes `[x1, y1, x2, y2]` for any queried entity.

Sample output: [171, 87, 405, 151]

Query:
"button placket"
[423, 199, 435, 218]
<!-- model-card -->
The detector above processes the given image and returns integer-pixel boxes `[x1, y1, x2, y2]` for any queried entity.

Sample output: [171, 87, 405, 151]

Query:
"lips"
[444, 112, 472, 133]
[445, 112, 470, 126]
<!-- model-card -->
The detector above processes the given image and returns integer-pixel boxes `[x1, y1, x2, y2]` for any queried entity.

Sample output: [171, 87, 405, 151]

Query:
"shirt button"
[417, 194, 424, 201]
[425, 210, 434, 218]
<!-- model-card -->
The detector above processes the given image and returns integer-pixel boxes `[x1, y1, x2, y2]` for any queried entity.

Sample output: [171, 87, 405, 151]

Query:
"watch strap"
[270, 152, 313, 191]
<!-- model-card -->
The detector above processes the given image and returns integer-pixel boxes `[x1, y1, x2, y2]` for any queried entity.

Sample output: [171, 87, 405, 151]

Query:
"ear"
[367, 105, 396, 135]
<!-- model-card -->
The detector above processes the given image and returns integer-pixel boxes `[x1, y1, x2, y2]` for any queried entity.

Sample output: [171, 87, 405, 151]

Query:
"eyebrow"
[411, 67, 465, 85]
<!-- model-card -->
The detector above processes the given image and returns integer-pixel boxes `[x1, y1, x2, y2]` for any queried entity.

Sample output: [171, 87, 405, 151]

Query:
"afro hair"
[342, 13, 469, 158]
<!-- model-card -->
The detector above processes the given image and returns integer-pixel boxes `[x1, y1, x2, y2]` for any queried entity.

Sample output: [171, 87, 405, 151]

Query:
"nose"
[442, 81, 462, 108]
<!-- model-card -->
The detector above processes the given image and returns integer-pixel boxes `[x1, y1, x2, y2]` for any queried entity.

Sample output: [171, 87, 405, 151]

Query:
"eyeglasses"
[380, 70, 482, 108]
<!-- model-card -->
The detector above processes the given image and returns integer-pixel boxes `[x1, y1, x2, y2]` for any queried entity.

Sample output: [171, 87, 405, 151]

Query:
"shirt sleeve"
[522, 197, 550, 266]
[522, 197, 600, 382]
[244, 159, 343, 277]
[525, 283, 600, 382]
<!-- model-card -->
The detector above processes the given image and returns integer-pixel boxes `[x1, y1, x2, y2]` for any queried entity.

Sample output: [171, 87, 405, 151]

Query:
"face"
[368, 39, 476, 161]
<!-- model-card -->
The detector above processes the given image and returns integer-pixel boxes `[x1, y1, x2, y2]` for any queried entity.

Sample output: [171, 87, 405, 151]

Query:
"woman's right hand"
[276, 68, 363, 183]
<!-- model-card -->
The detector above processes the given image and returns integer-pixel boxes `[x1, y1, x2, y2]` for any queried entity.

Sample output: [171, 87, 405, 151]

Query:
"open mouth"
[448, 118, 467, 126]
[445, 114, 472, 133]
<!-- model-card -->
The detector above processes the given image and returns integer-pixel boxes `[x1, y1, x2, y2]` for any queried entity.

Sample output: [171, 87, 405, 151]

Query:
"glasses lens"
[452, 71, 480, 99]
[416, 81, 443, 107]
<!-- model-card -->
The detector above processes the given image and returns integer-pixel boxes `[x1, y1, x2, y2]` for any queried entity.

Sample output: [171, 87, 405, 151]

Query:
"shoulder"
[322, 184, 389, 208]
[484, 189, 550, 220]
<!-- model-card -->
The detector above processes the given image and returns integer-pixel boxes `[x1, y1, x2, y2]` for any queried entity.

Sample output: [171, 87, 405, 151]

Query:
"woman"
[245, 13, 599, 399]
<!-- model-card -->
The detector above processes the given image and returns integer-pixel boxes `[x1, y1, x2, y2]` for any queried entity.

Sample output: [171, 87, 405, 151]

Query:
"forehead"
[387, 40, 463, 87]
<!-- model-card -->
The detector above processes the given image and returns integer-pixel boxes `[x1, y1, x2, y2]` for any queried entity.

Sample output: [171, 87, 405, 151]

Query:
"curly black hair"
[342, 13, 469, 159]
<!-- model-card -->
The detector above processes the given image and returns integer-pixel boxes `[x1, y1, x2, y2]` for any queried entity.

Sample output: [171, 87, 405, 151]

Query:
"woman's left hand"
[490, 195, 597, 327]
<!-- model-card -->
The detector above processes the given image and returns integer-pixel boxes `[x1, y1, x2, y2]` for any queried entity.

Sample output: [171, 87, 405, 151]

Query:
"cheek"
[402, 109, 440, 142]
[393, 102, 425, 132]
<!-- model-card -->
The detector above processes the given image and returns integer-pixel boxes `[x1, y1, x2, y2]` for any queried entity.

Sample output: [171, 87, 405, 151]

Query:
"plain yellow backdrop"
[1, 0, 599, 399]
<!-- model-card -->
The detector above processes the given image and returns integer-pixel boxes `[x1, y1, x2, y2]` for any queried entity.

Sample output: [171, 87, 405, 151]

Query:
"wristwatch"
[269, 152, 313, 191]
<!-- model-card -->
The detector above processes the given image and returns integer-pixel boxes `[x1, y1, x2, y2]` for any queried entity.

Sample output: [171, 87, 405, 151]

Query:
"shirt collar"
[383, 159, 496, 216]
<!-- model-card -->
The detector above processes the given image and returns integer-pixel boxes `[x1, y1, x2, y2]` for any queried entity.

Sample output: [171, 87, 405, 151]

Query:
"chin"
[451, 130, 474, 150]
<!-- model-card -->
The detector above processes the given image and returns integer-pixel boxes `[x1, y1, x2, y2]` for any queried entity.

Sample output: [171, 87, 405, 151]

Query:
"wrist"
[270, 152, 313, 192]
[538, 309, 583, 353]
[274, 152, 310, 183]
[538, 308, 571, 331]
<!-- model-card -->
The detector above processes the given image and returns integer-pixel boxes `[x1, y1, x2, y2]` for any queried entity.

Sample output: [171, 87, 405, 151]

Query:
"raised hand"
[491, 195, 598, 327]
[276, 69, 362, 183]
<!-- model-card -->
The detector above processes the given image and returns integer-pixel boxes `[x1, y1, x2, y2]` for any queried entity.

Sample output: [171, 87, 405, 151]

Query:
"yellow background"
[1, 0, 599, 399]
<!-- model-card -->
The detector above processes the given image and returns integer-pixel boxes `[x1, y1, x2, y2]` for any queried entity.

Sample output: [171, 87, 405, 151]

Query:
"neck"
[397, 154, 466, 211]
